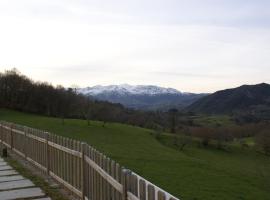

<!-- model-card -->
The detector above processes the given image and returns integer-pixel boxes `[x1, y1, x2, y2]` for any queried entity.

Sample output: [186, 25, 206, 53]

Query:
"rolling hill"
[0, 109, 269, 200]
[187, 83, 270, 115]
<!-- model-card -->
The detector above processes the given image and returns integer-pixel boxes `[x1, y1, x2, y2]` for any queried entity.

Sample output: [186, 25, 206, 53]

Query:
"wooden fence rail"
[0, 121, 179, 200]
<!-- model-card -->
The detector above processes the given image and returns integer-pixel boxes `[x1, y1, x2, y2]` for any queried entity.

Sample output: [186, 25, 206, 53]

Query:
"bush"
[172, 134, 191, 151]
[256, 130, 270, 155]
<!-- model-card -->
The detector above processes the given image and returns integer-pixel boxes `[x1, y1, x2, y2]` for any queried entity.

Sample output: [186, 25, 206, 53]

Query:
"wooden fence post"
[0, 123, 3, 148]
[0, 123, 2, 144]
[122, 169, 131, 200]
[81, 142, 86, 200]
[46, 132, 50, 175]
[24, 126, 27, 159]
[10, 123, 13, 149]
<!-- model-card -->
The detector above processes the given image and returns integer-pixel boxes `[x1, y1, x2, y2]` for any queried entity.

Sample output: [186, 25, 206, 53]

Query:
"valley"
[1, 109, 269, 200]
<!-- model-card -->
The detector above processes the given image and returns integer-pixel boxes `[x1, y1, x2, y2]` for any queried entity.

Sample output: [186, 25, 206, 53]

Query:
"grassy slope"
[0, 109, 269, 200]
[191, 115, 234, 127]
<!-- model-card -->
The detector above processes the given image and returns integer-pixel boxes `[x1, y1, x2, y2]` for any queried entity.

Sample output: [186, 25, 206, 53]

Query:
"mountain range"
[187, 83, 270, 115]
[79, 84, 206, 110]
[79, 83, 270, 116]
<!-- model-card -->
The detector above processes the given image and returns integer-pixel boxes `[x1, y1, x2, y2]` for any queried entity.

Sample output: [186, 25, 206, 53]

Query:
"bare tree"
[169, 108, 178, 133]
[256, 130, 270, 155]
[179, 134, 192, 151]
[81, 98, 93, 126]
[70, 84, 80, 94]
[190, 127, 214, 147]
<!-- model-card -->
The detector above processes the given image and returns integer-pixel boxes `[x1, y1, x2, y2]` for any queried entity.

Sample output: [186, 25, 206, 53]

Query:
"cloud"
[0, 0, 269, 92]
[151, 71, 228, 79]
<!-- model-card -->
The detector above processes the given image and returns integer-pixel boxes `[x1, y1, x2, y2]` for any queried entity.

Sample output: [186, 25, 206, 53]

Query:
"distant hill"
[187, 83, 270, 115]
[78, 84, 206, 110]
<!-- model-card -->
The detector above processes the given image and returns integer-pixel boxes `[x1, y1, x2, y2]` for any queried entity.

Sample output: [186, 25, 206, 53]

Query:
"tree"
[85, 99, 93, 126]
[190, 127, 214, 147]
[79, 96, 93, 126]
[169, 108, 178, 133]
[177, 131, 192, 151]
[70, 84, 79, 94]
[216, 127, 229, 150]
[256, 130, 270, 155]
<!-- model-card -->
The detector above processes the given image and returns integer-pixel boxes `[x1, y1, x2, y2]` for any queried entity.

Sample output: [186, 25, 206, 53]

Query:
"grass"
[0, 109, 270, 200]
[191, 115, 234, 127]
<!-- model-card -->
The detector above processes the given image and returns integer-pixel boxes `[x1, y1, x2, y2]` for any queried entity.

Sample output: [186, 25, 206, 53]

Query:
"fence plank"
[106, 158, 111, 199]
[81, 142, 86, 200]
[111, 160, 116, 200]
[116, 163, 121, 200]
[10, 124, 13, 149]
[139, 179, 146, 200]
[148, 185, 155, 200]
[158, 191, 166, 200]
[46, 132, 50, 175]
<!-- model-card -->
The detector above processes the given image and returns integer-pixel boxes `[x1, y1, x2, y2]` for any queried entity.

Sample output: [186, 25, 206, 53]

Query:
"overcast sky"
[0, 0, 270, 92]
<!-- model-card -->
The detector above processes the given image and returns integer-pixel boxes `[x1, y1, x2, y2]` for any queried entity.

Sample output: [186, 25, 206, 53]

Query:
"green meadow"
[0, 109, 269, 200]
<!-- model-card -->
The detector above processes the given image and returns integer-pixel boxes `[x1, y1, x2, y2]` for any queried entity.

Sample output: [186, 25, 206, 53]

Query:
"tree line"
[0, 69, 170, 128]
[160, 122, 270, 155]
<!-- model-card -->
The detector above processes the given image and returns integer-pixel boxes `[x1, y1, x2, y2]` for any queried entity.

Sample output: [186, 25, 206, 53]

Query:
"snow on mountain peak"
[79, 84, 182, 96]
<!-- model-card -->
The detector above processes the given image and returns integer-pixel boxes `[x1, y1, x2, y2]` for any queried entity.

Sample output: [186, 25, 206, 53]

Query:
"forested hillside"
[0, 69, 171, 129]
[187, 83, 270, 122]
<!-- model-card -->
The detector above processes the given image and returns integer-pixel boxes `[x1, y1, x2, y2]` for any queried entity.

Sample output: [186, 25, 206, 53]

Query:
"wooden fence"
[0, 121, 179, 200]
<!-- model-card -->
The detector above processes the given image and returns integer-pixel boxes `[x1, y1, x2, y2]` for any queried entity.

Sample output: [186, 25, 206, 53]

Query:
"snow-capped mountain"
[79, 84, 181, 96]
[78, 84, 206, 110]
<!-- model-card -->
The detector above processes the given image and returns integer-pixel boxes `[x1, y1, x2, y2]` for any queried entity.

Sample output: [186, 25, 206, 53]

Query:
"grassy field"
[190, 115, 234, 127]
[0, 109, 270, 200]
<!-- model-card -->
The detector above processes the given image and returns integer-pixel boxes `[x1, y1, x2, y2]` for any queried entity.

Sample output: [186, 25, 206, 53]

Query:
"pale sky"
[0, 0, 270, 93]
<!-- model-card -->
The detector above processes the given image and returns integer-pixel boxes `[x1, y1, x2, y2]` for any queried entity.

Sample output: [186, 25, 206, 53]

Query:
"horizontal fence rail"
[0, 121, 179, 200]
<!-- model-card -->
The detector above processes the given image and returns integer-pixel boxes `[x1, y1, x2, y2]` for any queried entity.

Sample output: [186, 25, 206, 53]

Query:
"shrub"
[256, 130, 270, 155]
